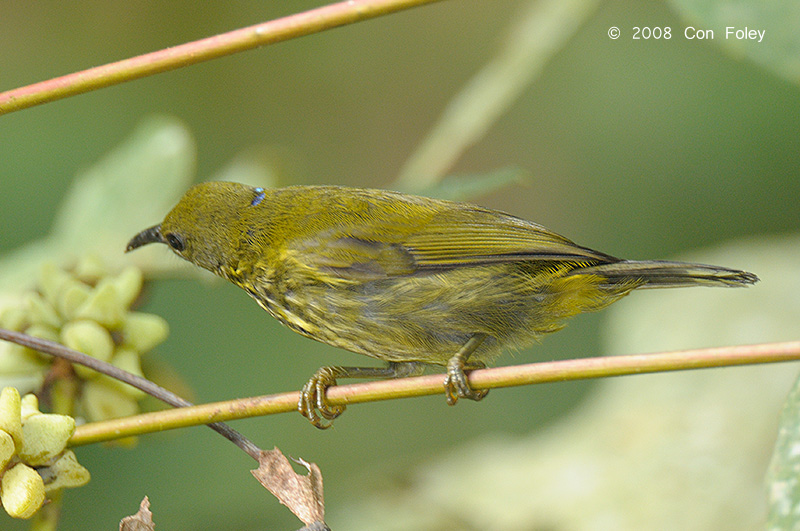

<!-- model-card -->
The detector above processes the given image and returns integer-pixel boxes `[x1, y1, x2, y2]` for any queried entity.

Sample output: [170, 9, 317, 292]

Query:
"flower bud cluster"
[0, 387, 89, 518]
[0, 258, 168, 422]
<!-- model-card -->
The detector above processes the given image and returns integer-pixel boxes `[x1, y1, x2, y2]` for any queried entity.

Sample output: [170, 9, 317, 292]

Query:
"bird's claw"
[444, 362, 488, 405]
[298, 367, 346, 429]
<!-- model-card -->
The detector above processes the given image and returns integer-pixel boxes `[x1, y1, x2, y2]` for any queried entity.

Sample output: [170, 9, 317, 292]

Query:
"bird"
[126, 181, 758, 428]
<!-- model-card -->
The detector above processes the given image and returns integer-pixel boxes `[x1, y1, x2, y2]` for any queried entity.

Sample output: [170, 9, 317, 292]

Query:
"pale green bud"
[0, 305, 27, 332]
[19, 412, 75, 466]
[19, 394, 40, 422]
[56, 280, 92, 321]
[0, 342, 47, 378]
[0, 387, 22, 451]
[1, 463, 45, 519]
[111, 266, 144, 310]
[24, 324, 60, 345]
[81, 379, 139, 422]
[74, 281, 126, 328]
[23, 293, 60, 329]
[122, 312, 169, 353]
[73, 255, 108, 285]
[61, 320, 115, 379]
[37, 262, 73, 309]
[41, 450, 91, 492]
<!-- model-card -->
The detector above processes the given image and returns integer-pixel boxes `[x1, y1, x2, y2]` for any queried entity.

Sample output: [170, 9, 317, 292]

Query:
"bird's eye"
[165, 233, 185, 252]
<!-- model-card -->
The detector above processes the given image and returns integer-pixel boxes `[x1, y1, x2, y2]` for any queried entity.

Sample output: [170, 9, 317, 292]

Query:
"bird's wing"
[402, 213, 614, 269]
[287, 204, 616, 280]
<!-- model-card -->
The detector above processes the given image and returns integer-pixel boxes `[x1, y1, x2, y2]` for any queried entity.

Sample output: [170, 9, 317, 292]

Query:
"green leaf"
[51, 115, 195, 262]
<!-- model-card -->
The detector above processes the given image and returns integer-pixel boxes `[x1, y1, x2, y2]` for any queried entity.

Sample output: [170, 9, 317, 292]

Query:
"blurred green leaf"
[0, 116, 195, 291]
[768, 372, 800, 531]
[52, 116, 196, 267]
[669, 0, 800, 83]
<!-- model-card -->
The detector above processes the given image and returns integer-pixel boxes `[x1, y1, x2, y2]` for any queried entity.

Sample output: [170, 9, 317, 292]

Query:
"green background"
[1, 1, 798, 529]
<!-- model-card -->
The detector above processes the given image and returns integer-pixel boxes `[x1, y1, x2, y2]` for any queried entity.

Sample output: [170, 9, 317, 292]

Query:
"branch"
[69, 340, 800, 446]
[0, 0, 443, 115]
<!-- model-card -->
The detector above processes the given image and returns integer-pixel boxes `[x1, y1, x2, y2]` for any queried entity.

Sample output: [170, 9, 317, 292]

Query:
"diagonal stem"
[0, 327, 263, 461]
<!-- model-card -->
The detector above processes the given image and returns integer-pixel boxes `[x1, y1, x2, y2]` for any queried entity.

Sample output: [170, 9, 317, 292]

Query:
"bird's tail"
[572, 260, 759, 289]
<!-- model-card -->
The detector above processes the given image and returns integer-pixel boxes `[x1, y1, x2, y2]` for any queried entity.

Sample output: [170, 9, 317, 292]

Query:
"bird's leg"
[445, 333, 489, 405]
[299, 361, 423, 429]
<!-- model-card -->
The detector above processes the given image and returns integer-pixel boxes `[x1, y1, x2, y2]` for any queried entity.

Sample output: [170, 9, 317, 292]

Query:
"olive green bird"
[126, 181, 758, 428]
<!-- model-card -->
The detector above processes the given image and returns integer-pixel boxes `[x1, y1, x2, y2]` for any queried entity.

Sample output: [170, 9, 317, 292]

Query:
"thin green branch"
[69, 340, 800, 446]
[0, 0, 444, 115]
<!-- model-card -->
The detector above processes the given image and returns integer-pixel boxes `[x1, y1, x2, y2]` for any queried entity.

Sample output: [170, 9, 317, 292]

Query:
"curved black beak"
[125, 224, 164, 252]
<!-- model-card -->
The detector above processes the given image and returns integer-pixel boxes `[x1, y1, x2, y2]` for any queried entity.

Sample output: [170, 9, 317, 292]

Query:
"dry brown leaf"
[252, 447, 325, 525]
[119, 496, 154, 531]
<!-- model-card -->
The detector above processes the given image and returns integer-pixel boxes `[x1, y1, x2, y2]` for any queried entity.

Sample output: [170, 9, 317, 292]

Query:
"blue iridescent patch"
[251, 187, 266, 207]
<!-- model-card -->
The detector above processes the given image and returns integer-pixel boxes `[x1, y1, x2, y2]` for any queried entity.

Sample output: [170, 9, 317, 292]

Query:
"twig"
[68, 340, 800, 446]
[0, 0, 444, 115]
